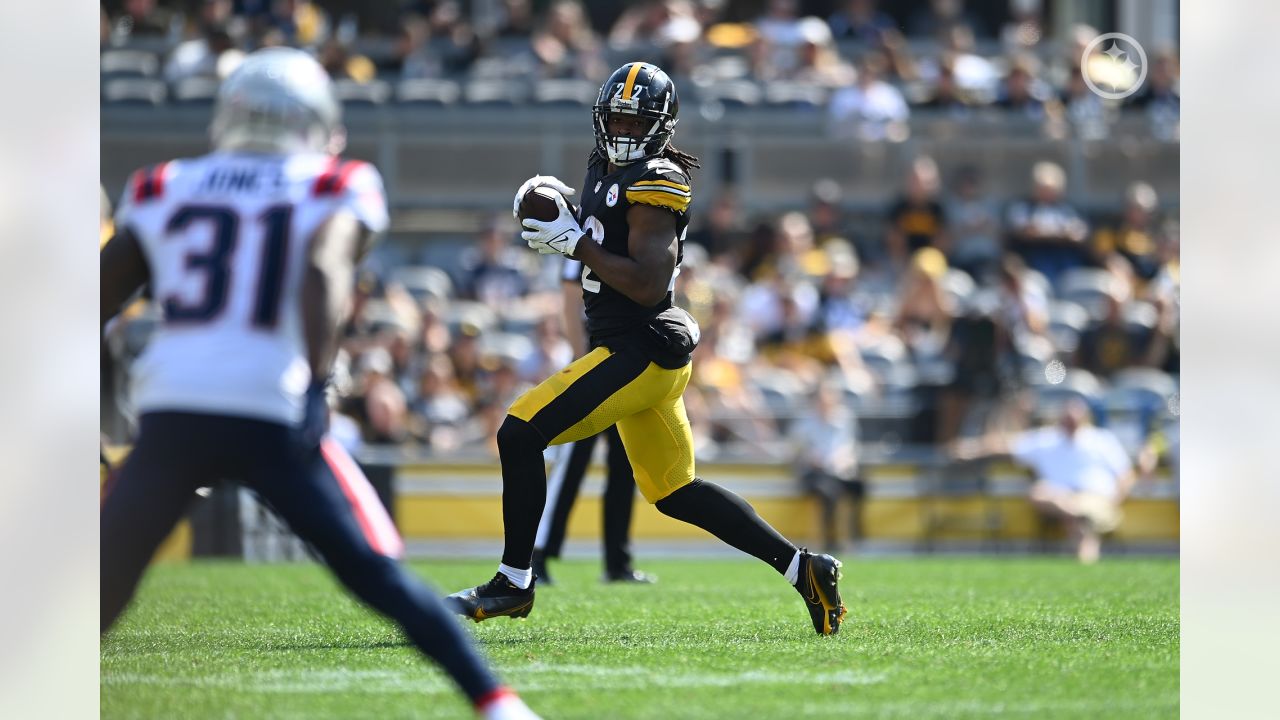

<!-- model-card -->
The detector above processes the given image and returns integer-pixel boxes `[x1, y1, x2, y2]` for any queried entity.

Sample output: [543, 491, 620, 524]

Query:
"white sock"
[784, 550, 802, 585]
[498, 563, 533, 590]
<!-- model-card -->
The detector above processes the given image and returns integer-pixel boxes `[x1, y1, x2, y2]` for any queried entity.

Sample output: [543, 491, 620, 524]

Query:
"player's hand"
[522, 191, 584, 257]
[298, 378, 330, 452]
[512, 175, 576, 220]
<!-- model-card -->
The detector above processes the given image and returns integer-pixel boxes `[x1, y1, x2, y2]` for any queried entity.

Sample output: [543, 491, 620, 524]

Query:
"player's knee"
[654, 477, 703, 515]
[497, 415, 544, 457]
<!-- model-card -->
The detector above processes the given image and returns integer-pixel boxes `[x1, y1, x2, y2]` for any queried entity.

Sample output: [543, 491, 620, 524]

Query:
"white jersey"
[114, 151, 389, 425]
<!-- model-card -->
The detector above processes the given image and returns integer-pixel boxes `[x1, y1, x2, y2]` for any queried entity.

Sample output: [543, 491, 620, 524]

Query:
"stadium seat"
[101, 49, 159, 79]
[334, 80, 392, 106]
[396, 79, 461, 107]
[749, 368, 807, 427]
[693, 79, 761, 108]
[532, 79, 597, 107]
[1034, 368, 1104, 418]
[169, 76, 220, 104]
[940, 269, 976, 309]
[444, 301, 499, 335]
[478, 331, 534, 365]
[761, 82, 828, 110]
[389, 265, 454, 304]
[1123, 300, 1159, 334]
[358, 300, 411, 334]
[1047, 300, 1089, 354]
[1110, 368, 1177, 404]
[1058, 268, 1122, 320]
[860, 340, 918, 389]
[1016, 336, 1057, 384]
[102, 77, 167, 106]
[463, 79, 529, 106]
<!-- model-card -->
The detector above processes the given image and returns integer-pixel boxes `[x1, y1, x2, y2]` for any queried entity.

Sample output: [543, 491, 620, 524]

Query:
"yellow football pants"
[508, 345, 695, 503]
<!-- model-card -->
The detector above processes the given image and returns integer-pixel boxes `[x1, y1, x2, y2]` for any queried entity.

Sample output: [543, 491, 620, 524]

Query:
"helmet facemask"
[592, 108, 674, 165]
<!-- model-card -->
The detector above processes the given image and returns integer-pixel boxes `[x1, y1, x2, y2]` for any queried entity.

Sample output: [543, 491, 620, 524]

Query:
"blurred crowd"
[236, 156, 1177, 461]
[102, 0, 1179, 134]
[101, 0, 1179, 463]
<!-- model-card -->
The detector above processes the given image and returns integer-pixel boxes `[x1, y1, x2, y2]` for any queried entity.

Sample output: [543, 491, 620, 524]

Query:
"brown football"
[518, 185, 565, 223]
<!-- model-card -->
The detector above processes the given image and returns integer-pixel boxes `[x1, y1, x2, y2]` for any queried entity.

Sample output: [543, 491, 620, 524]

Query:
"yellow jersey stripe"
[509, 347, 615, 424]
[629, 179, 691, 193]
[626, 188, 691, 213]
[627, 184, 690, 198]
[622, 62, 644, 100]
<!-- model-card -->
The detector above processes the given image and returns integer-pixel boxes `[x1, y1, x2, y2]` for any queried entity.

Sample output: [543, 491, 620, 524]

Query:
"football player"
[447, 62, 847, 636]
[531, 259, 654, 586]
[100, 48, 540, 720]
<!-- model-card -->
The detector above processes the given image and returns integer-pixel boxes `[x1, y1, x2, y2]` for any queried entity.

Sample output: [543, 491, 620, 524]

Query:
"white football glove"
[521, 191, 585, 257]
[512, 175, 576, 220]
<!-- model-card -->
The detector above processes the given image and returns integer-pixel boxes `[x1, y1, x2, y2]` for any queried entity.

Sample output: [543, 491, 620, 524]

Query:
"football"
[517, 185, 566, 223]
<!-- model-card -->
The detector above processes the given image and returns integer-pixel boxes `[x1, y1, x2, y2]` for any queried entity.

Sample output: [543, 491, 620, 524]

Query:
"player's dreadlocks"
[587, 144, 701, 173]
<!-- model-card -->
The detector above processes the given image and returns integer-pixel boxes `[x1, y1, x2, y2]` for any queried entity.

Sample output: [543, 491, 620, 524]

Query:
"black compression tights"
[655, 478, 797, 575]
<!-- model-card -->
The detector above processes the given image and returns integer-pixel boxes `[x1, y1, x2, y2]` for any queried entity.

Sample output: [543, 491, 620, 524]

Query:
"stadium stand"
[101, 0, 1178, 554]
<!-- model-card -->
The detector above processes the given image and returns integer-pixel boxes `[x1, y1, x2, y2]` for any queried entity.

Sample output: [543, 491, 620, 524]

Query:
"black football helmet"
[592, 62, 680, 166]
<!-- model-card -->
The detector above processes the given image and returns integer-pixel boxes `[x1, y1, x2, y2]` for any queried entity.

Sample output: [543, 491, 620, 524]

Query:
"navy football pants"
[101, 411, 499, 703]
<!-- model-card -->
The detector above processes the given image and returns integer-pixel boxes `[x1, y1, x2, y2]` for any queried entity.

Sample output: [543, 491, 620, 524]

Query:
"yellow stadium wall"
[394, 461, 1179, 545]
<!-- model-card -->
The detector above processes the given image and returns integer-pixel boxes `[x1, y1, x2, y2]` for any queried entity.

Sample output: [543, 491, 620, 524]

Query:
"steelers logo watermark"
[1081, 32, 1148, 100]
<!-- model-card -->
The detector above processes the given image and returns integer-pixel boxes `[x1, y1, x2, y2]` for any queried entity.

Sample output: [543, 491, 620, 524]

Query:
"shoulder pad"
[625, 158, 691, 213]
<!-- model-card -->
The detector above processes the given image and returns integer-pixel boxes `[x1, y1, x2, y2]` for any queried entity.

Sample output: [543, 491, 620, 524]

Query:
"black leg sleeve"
[497, 415, 549, 570]
[601, 425, 636, 573]
[655, 478, 797, 575]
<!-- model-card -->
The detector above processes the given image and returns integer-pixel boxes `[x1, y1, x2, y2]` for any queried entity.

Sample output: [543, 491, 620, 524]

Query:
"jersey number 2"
[580, 215, 605, 293]
[164, 204, 293, 327]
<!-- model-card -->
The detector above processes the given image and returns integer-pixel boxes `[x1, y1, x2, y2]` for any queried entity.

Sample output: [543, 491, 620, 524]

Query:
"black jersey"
[573, 155, 692, 340]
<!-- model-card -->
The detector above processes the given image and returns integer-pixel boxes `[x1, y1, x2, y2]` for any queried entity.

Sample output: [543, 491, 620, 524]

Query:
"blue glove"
[299, 378, 330, 451]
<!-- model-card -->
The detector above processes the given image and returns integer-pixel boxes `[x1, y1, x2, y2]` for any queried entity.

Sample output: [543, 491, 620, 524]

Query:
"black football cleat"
[603, 568, 657, 584]
[795, 550, 847, 636]
[445, 573, 535, 622]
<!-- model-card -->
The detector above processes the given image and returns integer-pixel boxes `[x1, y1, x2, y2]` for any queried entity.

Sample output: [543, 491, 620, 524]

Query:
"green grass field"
[101, 557, 1178, 719]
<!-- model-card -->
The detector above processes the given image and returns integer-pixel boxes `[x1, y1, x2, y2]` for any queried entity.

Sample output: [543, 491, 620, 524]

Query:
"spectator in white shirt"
[953, 399, 1137, 563]
[829, 51, 909, 141]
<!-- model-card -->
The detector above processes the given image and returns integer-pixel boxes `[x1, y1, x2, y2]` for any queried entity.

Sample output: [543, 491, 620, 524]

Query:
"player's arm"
[100, 227, 150, 331]
[300, 211, 377, 380]
[572, 203, 677, 307]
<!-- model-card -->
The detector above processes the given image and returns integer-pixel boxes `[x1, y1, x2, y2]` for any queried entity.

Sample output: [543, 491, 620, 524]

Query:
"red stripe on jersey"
[329, 160, 366, 194]
[313, 159, 367, 196]
[320, 438, 405, 558]
[150, 161, 169, 199]
[312, 156, 342, 196]
[131, 168, 149, 204]
[131, 162, 170, 203]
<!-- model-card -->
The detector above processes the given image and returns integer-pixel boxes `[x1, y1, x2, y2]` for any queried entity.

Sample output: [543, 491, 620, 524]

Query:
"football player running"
[100, 48, 540, 719]
[446, 62, 847, 636]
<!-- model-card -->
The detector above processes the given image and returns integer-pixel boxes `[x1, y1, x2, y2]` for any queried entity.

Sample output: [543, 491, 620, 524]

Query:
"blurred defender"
[447, 62, 847, 636]
[99, 49, 538, 720]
